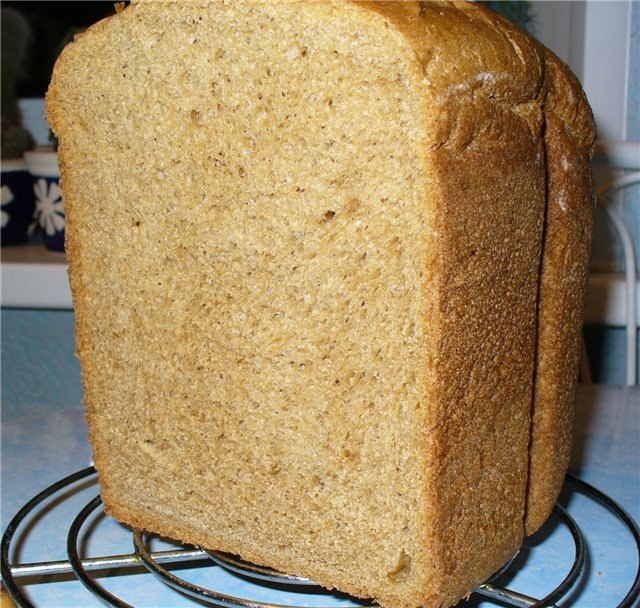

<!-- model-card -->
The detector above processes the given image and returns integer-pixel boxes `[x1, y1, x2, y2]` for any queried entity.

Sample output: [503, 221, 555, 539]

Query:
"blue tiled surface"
[2, 386, 639, 608]
[1, 309, 83, 409]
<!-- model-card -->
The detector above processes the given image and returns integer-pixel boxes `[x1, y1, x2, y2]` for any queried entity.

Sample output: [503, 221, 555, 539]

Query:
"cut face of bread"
[46, 2, 595, 607]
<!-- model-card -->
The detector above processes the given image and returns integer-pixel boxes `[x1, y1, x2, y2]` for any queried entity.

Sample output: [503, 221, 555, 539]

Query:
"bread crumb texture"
[46, 2, 594, 608]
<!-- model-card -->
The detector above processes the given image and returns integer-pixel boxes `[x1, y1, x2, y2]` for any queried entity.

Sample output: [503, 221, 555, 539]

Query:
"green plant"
[479, 0, 535, 33]
[1, 8, 35, 160]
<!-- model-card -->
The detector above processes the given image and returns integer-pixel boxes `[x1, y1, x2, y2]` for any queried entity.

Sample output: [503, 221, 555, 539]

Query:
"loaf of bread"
[46, 2, 595, 607]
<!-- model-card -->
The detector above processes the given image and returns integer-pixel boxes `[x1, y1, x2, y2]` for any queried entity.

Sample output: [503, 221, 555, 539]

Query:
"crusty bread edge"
[525, 46, 596, 534]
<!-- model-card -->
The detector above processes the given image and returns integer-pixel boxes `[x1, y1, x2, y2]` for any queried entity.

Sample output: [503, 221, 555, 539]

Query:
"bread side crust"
[525, 48, 595, 534]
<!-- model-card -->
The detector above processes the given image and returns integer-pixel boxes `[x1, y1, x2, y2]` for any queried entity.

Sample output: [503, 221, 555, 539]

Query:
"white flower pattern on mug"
[1, 185, 13, 228]
[33, 178, 64, 236]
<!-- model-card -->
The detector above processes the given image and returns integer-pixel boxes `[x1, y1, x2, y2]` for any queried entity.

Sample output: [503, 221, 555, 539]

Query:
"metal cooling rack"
[2, 467, 639, 608]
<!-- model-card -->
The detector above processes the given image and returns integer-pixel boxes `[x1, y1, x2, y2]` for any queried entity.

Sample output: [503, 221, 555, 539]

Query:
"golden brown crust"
[525, 48, 596, 534]
[365, 1, 543, 107]
[422, 99, 546, 603]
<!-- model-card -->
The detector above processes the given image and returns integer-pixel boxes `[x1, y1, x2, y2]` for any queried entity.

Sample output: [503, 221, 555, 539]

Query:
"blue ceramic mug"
[1, 159, 36, 246]
[25, 149, 65, 252]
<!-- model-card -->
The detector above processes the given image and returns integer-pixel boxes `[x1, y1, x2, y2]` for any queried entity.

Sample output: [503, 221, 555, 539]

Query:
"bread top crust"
[364, 1, 542, 104]
[360, 0, 594, 153]
[540, 47, 596, 152]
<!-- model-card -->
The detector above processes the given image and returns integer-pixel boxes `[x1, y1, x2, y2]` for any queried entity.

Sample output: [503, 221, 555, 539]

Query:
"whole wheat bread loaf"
[46, 2, 595, 607]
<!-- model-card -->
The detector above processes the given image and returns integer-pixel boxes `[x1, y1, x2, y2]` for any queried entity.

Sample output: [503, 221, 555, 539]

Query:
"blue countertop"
[2, 385, 639, 607]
